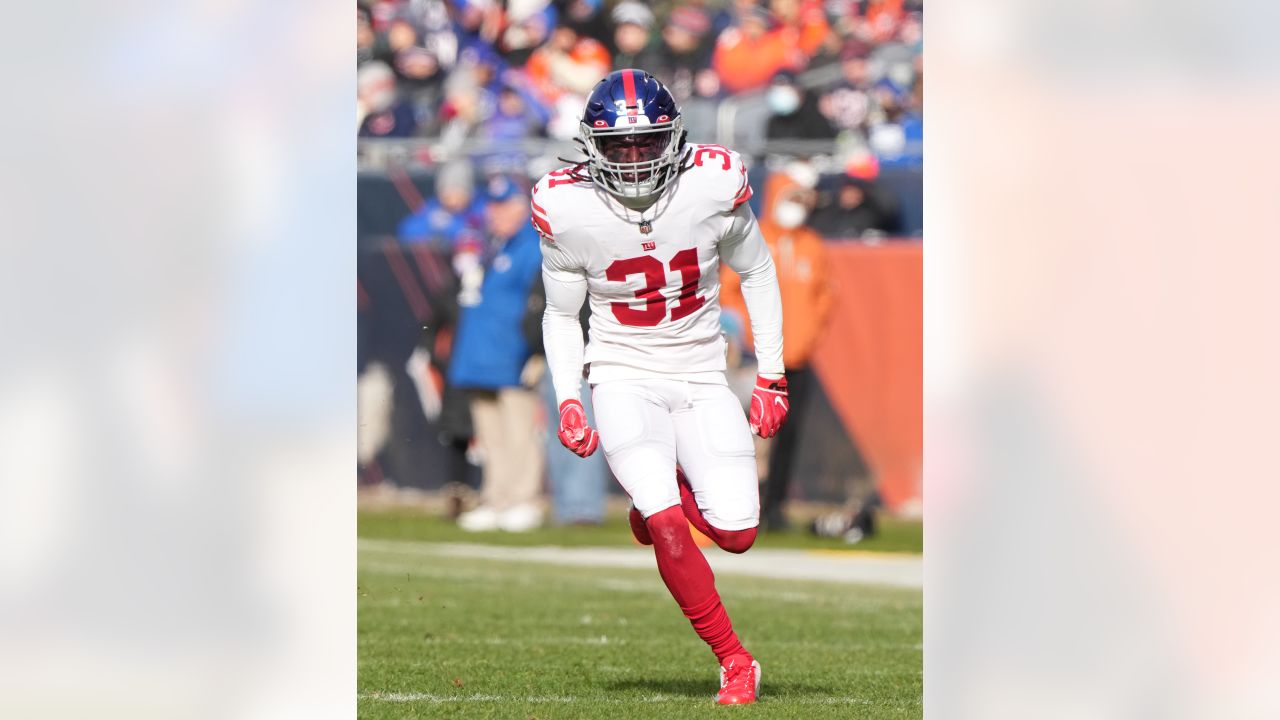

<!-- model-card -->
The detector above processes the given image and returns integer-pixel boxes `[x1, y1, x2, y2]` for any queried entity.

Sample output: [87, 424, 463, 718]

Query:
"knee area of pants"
[714, 527, 757, 554]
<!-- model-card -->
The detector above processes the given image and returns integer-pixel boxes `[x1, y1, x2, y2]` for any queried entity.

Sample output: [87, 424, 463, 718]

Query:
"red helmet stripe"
[621, 70, 638, 115]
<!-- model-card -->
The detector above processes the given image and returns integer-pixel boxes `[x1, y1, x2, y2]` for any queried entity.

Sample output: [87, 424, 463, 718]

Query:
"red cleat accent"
[629, 505, 652, 545]
[715, 655, 761, 705]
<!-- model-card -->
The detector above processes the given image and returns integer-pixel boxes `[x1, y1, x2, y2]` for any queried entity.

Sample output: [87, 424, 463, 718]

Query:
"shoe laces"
[722, 658, 754, 687]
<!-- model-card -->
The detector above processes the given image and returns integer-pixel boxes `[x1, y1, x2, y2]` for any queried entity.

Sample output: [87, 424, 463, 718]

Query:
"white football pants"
[591, 378, 759, 531]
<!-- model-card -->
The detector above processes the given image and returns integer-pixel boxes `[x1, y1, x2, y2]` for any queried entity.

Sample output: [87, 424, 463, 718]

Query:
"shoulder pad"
[684, 144, 753, 213]
[531, 165, 592, 242]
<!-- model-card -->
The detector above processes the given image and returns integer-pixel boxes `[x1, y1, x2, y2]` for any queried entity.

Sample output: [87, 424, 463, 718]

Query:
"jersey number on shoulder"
[693, 145, 732, 170]
[605, 248, 705, 327]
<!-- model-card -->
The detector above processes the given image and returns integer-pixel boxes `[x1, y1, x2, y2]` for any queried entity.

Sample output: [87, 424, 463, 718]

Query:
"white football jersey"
[533, 144, 772, 388]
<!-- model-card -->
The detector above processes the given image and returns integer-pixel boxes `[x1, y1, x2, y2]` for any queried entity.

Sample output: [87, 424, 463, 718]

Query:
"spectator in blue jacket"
[449, 175, 546, 532]
[396, 161, 486, 248]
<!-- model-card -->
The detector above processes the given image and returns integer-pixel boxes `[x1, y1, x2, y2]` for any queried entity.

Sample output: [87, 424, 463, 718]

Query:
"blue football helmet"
[578, 69, 687, 202]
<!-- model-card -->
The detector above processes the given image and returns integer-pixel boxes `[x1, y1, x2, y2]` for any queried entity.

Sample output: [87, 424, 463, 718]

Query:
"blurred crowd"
[358, 0, 922, 169]
[358, 0, 921, 535]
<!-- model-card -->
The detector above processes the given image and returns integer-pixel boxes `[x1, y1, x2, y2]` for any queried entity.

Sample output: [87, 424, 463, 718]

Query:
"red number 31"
[605, 248, 705, 327]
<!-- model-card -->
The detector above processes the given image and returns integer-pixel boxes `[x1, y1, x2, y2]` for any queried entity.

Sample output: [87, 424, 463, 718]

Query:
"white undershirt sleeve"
[541, 263, 589, 404]
[719, 203, 785, 377]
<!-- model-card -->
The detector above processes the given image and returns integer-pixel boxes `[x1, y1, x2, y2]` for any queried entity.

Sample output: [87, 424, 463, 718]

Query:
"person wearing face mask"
[765, 72, 836, 142]
[720, 170, 832, 531]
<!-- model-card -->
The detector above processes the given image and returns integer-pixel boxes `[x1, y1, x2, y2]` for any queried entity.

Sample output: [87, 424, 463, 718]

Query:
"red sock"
[676, 469, 758, 554]
[645, 506, 750, 664]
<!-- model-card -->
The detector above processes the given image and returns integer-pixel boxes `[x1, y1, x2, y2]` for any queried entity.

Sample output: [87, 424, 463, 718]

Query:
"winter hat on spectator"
[357, 61, 397, 114]
[369, 0, 399, 32]
[844, 151, 881, 181]
[740, 5, 772, 28]
[485, 174, 525, 203]
[395, 46, 440, 80]
[772, 70, 799, 87]
[611, 1, 654, 29]
[436, 161, 475, 197]
[667, 6, 711, 37]
[458, 42, 504, 72]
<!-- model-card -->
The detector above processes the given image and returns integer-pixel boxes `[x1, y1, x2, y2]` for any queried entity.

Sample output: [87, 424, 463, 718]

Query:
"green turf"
[359, 509, 923, 555]
[358, 533, 922, 718]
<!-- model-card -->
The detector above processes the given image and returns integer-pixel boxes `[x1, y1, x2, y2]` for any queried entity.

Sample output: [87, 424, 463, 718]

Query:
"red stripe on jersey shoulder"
[546, 165, 588, 188]
[531, 212, 554, 239]
[732, 166, 753, 209]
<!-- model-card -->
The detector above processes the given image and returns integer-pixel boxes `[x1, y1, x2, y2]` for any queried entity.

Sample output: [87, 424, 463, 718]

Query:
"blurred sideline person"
[609, 2, 664, 72]
[397, 160, 486, 247]
[809, 160, 901, 238]
[764, 72, 837, 142]
[358, 60, 418, 137]
[722, 170, 832, 531]
[535, 70, 787, 705]
[450, 176, 547, 532]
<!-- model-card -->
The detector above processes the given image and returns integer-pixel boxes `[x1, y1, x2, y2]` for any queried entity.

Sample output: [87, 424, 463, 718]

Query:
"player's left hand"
[749, 374, 789, 439]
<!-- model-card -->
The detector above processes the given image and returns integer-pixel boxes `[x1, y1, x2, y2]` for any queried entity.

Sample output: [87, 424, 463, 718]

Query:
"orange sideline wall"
[811, 242, 922, 512]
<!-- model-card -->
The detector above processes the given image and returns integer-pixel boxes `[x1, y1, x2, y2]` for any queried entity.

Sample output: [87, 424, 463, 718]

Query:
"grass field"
[358, 509, 922, 719]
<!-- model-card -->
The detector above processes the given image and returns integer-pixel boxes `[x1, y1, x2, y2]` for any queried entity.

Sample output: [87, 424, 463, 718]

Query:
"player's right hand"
[557, 399, 600, 457]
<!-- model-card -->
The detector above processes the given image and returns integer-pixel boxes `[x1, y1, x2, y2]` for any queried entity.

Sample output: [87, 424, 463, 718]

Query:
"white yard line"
[359, 539, 922, 589]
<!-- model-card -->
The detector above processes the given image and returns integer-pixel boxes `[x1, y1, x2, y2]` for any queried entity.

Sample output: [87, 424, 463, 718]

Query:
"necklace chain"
[604, 188, 663, 234]
[624, 206, 653, 234]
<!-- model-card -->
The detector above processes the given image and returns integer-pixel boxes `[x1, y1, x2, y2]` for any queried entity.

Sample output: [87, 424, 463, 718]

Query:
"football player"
[533, 69, 788, 705]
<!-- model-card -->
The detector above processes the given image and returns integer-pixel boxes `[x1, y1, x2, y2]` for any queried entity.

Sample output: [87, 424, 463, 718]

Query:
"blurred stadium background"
[357, 0, 922, 529]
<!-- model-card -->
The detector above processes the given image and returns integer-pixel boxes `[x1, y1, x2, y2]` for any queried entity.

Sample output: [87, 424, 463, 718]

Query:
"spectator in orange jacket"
[769, 0, 832, 56]
[524, 24, 612, 138]
[711, 7, 806, 94]
[721, 169, 833, 530]
[525, 25, 612, 105]
[712, 2, 830, 94]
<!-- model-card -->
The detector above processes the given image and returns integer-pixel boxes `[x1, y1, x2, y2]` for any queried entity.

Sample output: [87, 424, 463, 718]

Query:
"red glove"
[749, 375, 789, 439]
[557, 399, 600, 457]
